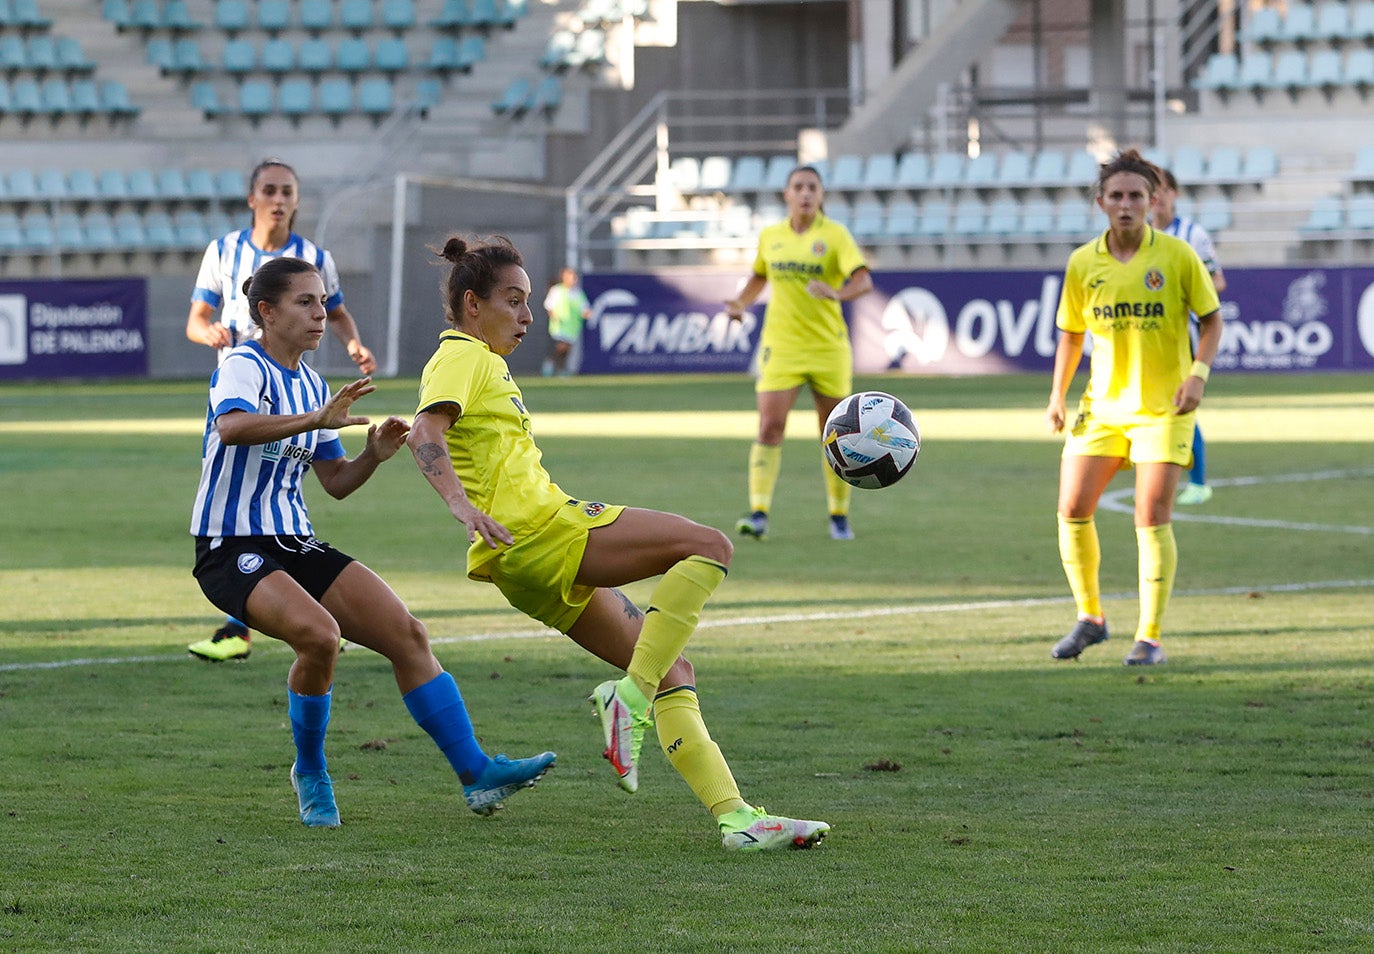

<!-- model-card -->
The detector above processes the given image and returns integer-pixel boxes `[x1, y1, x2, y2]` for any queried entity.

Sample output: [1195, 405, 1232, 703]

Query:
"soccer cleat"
[290, 762, 341, 828]
[719, 806, 830, 851]
[828, 514, 854, 540]
[462, 751, 556, 816]
[590, 679, 653, 793]
[1176, 483, 1213, 505]
[735, 510, 768, 540]
[1051, 618, 1109, 660]
[188, 621, 251, 661]
[1124, 640, 1167, 666]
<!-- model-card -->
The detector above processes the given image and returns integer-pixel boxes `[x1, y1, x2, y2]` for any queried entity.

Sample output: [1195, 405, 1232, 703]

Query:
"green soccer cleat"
[290, 762, 341, 828]
[735, 510, 768, 540]
[462, 751, 556, 816]
[719, 806, 830, 851]
[590, 677, 652, 793]
[188, 621, 251, 661]
[1176, 483, 1213, 505]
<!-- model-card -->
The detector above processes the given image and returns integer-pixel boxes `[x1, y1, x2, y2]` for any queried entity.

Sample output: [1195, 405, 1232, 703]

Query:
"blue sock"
[227, 616, 246, 629]
[403, 671, 491, 785]
[287, 687, 331, 774]
[1189, 425, 1207, 485]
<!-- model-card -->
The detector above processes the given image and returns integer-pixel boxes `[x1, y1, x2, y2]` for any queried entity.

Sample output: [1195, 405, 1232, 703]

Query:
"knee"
[294, 620, 342, 666]
[757, 423, 786, 445]
[664, 655, 695, 688]
[695, 526, 732, 567]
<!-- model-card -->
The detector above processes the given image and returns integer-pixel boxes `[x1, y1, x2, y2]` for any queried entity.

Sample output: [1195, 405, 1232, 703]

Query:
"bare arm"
[216, 376, 376, 446]
[326, 304, 377, 375]
[407, 406, 514, 549]
[807, 266, 874, 303]
[1175, 309, 1224, 414]
[725, 274, 769, 321]
[186, 300, 231, 349]
[1045, 331, 1085, 434]
[311, 416, 410, 499]
[1209, 267, 1227, 294]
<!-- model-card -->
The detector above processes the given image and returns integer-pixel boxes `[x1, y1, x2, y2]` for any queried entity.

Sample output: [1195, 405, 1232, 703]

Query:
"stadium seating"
[1346, 192, 1374, 230]
[492, 76, 533, 116]
[1314, 2, 1352, 42]
[301, 0, 334, 32]
[1280, 4, 1318, 44]
[697, 155, 731, 191]
[862, 153, 898, 191]
[530, 74, 562, 114]
[1300, 195, 1344, 232]
[727, 156, 765, 193]
[1354, 2, 1374, 41]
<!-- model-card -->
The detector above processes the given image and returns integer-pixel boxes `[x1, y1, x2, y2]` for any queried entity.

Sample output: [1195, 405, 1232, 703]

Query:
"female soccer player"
[1045, 149, 1223, 666]
[407, 234, 829, 851]
[190, 256, 554, 827]
[185, 158, 377, 662]
[724, 165, 873, 541]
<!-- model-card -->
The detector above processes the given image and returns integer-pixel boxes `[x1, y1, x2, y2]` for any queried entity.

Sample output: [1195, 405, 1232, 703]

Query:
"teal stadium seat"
[1314, 2, 1351, 41]
[985, 200, 1021, 237]
[27, 36, 57, 72]
[55, 212, 88, 251]
[113, 210, 146, 245]
[185, 168, 217, 199]
[828, 154, 864, 192]
[997, 152, 1033, 190]
[492, 76, 532, 115]
[358, 78, 394, 118]
[1346, 193, 1374, 230]
[382, 0, 416, 31]
[257, 0, 291, 34]
[1195, 53, 1240, 93]
[916, 199, 950, 237]
[1020, 199, 1056, 237]
[1300, 195, 1344, 233]
[156, 168, 188, 200]
[1241, 146, 1278, 182]
[4, 169, 38, 202]
[375, 38, 409, 73]
[56, 38, 94, 74]
[431, 0, 474, 30]
[11, 78, 42, 116]
[1054, 198, 1094, 240]
[126, 168, 158, 200]
[101, 0, 131, 29]
[83, 210, 117, 248]
[531, 74, 562, 113]
[96, 168, 128, 200]
[1198, 197, 1232, 233]
[951, 200, 986, 236]
[1066, 151, 1099, 186]
[885, 199, 919, 239]
[67, 168, 99, 200]
[222, 38, 255, 74]
[456, 34, 487, 68]
[1237, 51, 1275, 94]
[215, 0, 250, 34]
[426, 36, 463, 72]
[21, 211, 55, 249]
[1030, 150, 1068, 189]
[36, 167, 67, 199]
[301, 0, 333, 32]
[1280, 3, 1318, 44]
[1350, 145, 1374, 185]
[1307, 48, 1343, 89]
[1343, 47, 1374, 89]
[1243, 6, 1283, 44]
[336, 37, 371, 72]
[190, 81, 224, 117]
[0, 212, 23, 251]
[174, 209, 207, 247]
[698, 155, 732, 191]
[568, 29, 605, 69]
[146, 37, 175, 70]
[1269, 49, 1308, 92]
[727, 156, 765, 193]
[1203, 146, 1241, 187]
[319, 78, 354, 118]
[1353, 2, 1374, 41]
[895, 152, 930, 190]
[238, 80, 273, 119]
[127, 0, 161, 31]
[261, 38, 295, 74]
[171, 39, 206, 75]
[11, 0, 50, 28]
[929, 152, 964, 189]
[862, 154, 898, 191]
[164, 0, 200, 31]
[848, 199, 884, 240]
[340, 0, 374, 33]
[963, 153, 998, 189]
[0, 35, 25, 70]
[763, 155, 794, 191]
[70, 78, 101, 115]
[144, 211, 177, 249]
[215, 168, 246, 198]
[541, 29, 575, 68]
[299, 38, 333, 73]
[278, 78, 313, 118]
[823, 197, 850, 228]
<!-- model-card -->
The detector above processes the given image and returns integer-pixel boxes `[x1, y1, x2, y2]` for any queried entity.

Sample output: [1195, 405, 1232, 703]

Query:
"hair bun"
[242, 276, 254, 295]
[442, 237, 467, 262]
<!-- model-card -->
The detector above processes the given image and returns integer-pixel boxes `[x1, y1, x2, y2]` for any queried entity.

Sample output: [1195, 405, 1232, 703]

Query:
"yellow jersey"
[1057, 227, 1220, 421]
[415, 330, 568, 571]
[753, 213, 867, 354]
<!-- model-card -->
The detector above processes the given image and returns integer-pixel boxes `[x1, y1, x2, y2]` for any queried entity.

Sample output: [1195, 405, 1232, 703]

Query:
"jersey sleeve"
[833, 224, 868, 281]
[1056, 254, 1087, 333]
[1187, 225, 1221, 276]
[751, 227, 768, 278]
[417, 347, 486, 419]
[1183, 245, 1222, 318]
[319, 249, 345, 313]
[208, 351, 265, 417]
[191, 239, 224, 309]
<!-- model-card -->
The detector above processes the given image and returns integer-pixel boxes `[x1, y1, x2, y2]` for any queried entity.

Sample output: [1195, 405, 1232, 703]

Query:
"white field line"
[3, 577, 1371, 673]
[1100, 467, 1374, 535]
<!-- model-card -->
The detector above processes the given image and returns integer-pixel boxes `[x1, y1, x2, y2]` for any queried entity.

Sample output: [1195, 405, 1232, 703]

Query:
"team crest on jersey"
[582, 501, 606, 517]
[812, 240, 827, 256]
[237, 553, 264, 574]
[1143, 269, 1165, 291]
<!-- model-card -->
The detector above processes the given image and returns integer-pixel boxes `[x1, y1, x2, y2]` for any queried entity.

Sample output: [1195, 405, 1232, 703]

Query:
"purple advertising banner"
[582, 266, 1374, 375]
[0, 277, 148, 380]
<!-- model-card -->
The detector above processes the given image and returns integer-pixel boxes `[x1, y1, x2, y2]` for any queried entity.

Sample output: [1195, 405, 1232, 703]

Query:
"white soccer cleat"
[719, 806, 830, 851]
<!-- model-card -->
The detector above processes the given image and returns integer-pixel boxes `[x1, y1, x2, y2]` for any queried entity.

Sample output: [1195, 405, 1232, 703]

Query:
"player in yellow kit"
[725, 165, 873, 541]
[1045, 149, 1222, 666]
[406, 234, 829, 851]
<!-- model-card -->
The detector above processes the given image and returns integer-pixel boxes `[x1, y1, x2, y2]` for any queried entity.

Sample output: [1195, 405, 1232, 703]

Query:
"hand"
[1174, 376, 1205, 415]
[724, 299, 745, 321]
[203, 324, 232, 349]
[806, 279, 837, 301]
[365, 416, 410, 462]
[316, 376, 376, 430]
[453, 500, 514, 549]
[348, 341, 377, 376]
[1045, 397, 1067, 434]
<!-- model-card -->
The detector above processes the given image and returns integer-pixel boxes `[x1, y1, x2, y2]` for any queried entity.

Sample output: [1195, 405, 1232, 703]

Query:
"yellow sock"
[747, 442, 782, 514]
[654, 688, 744, 816]
[1058, 514, 1103, 620]
[821, 451, 851, 516]
[1135, 523, 1177, 644]
[625, 555, 727, 699]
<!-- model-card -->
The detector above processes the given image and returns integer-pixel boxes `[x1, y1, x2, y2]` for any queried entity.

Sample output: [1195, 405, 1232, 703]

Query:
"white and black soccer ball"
[822, 391, 921, 489]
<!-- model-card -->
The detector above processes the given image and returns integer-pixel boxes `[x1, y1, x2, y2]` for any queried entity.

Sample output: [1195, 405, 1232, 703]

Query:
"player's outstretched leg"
[590, 676, 652, 793]
[461, 751, 557, 816]
[718, 806, 830, 851]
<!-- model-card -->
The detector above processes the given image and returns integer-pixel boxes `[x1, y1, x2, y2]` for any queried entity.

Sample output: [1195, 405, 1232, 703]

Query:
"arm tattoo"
[415, 442, 449, 477]
[611, 589, 644, 621]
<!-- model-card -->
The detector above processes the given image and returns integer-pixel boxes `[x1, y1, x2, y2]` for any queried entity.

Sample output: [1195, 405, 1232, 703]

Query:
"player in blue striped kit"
[186, 158, 376, 660]
[190, 256, 554, 827]
[1152, 167, 1228, 506]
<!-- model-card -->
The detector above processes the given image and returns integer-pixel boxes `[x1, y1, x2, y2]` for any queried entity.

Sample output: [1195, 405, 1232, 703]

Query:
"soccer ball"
[822, 391, 921, 489]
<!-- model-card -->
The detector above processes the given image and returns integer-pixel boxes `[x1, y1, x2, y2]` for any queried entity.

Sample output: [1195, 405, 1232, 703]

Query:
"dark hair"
[240, 257, 320, 327]
[786, 165, 825, 188]
[1095, 149, 1161, 196]
[429, 234, 524, 327]
[1157, 166, 1179, 191]
[248, 158, 300, 231]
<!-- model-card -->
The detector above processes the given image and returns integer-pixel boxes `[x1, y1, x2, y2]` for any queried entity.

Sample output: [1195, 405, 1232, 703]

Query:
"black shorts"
[193, 535, 354, 624]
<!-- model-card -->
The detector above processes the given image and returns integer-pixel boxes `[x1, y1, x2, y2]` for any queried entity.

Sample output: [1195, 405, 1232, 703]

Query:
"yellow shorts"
[755, 341, 852, 397]
[1063, 405, 1196, 467]
[469, 497, 626, 633]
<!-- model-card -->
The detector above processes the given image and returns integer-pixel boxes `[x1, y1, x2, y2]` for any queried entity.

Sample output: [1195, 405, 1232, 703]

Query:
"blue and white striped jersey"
[1162, 216, 1220, 276]
[190, 340, 346, 539]
[192, 230, 345, 349]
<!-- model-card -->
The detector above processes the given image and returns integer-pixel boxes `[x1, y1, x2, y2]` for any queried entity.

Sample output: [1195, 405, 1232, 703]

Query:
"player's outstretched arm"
[408, 406, 514, 549]
[216, 376, 375, 447]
